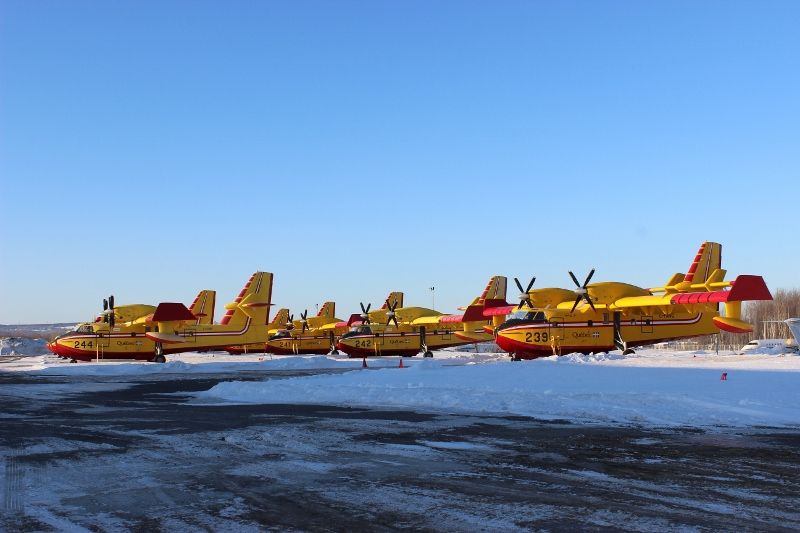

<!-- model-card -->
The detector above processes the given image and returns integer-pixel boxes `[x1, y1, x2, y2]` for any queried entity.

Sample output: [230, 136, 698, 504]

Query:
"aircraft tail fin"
[269, 308, 290, 329]
[478, 276, 508, 308]
[317, 301, 335, 318]
[684, 242, 722, 284]
[220, 272, 274, 326]
[382, 291, 403, 309]
[462, 276, 508, 321]
[188, 290, 216, 325]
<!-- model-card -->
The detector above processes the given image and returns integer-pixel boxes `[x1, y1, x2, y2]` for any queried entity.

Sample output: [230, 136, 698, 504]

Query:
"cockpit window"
[74, 324, 94, 333]
[509, 311, 546, 322]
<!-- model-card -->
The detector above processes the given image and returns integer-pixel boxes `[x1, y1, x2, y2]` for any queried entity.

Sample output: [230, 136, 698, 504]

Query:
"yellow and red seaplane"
[260, 301, 348, 355]
[48, 272, 273, 362]
[336, 277, 507, 358]
[490, 242, 772, 360]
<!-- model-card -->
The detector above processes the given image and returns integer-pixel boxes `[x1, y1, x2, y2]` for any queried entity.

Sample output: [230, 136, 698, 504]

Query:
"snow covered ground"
[0, 337, 50, 356]
[4, 348, 800, 429]
[189, 349, 800, 429]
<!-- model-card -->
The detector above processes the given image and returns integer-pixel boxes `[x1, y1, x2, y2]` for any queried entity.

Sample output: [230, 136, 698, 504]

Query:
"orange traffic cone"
[362, 357, 368, 368]
[399, 357, 404, 368]
[720, 372, 728, 381]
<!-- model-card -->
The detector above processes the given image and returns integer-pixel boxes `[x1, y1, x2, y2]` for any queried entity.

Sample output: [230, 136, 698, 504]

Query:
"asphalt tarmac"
[1, 370, 799, 532]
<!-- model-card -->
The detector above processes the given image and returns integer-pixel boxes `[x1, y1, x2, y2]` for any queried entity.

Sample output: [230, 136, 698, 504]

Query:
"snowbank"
[199, 355, 800, 428]
[0, 337, 50, 356]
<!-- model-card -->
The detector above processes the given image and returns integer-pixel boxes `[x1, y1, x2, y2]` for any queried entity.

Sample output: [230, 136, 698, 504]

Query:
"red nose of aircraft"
[47, 341, 63, 356]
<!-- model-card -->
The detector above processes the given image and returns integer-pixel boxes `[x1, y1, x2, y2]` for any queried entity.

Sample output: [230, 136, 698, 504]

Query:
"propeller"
[101, 298, 109, 323]
[108, 295, 115, 327]
[359, 302, 372, 325]
[568, 269, 596, 313]
[285, 314, 295, 330]
[300, 310, 310, 333]
[514, 277, 536, 309]
[385, 299, 399, 327]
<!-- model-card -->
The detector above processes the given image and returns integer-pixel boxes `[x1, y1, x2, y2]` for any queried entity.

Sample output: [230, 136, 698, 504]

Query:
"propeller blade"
[584, 294, 597, 312]
[568, 271, 581, 288]
[103, 299, 108, 311]
[360, 302, 366, 314]
[517, 300, 525, 310]
[525, 277, 536, 292]
[570, 295, 582, 314]
[583, 269, 595, 287]
[302, 322, 308, 333]
[365, 303, 371, 313]
[391, 316, 398, 326]
[513, 277, 525, 294]
[109, 295, 114, 310]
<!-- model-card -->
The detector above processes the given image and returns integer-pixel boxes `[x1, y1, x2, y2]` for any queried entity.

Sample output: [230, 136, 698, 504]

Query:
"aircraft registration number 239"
[73, 340, 94, 349]
[524, 332, 549, 343]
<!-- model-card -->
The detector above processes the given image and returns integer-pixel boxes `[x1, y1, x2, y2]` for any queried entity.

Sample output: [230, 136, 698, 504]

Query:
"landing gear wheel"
[622, 348, 635, 356]
[329, 350, 340, 356]
[423, 351, 433, 358]
[70, 359, 77, 364]
[152, 342, 165, 363]
[510, 353, 521, 362]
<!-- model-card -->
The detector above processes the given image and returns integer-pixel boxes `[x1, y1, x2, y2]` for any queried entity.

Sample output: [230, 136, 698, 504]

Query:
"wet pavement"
[1, 370, 799, 531]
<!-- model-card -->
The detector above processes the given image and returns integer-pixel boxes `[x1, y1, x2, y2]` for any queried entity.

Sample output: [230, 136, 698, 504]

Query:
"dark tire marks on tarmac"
[1, 371, 799, 531]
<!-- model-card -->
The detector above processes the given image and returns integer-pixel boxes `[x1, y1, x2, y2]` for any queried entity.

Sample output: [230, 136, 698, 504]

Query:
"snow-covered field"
[193, 349, 800, 428]
[0, 337, 50, 356]
[4, 347, 799, 429]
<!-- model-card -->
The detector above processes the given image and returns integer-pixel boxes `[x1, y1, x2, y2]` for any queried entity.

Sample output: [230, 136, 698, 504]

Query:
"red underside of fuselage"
[494, 335, 610, 360]
[495, 333, 708, 360]
[224, 346, 269, 355]
[266, 346, 332, 356]
[46, 342, 182, 361]
[335, 342, 420, 358]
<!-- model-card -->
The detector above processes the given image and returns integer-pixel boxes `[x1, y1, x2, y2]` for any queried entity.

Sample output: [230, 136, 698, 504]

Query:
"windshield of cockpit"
[72, 324, 95, 333]
[509, 310, 546, 322]
[268, 331, 292, 341]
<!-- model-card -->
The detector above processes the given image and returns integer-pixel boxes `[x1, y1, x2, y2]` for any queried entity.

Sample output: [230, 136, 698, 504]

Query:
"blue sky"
[1, 1, 798, 323]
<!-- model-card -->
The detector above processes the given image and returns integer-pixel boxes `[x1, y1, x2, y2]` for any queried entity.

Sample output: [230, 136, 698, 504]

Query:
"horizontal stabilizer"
[669, 275, 772, 305]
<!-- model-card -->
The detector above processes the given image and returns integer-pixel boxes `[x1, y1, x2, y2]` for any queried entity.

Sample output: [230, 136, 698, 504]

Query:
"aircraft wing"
[483, 305, 516, 317]
[411, 316, 445, 326]
[610, 275, 772, 310]
[143, 303, 197, 344]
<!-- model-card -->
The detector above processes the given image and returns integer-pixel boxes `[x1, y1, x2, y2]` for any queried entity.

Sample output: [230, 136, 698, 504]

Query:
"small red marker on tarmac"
[399, 358, 404, 368]
[721, 372, 728, 381]
[362, 357, 368, 368]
